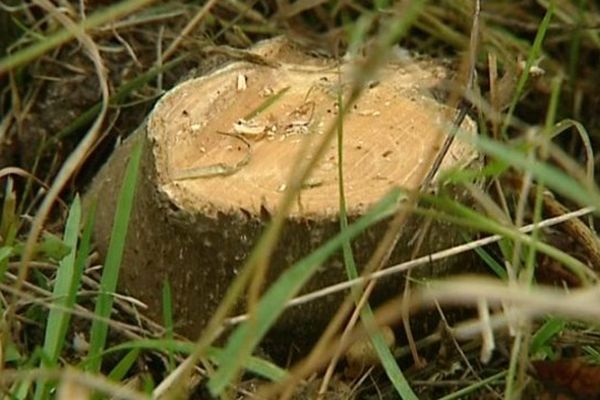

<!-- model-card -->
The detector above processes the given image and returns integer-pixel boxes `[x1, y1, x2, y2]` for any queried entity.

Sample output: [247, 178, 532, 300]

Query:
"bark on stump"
[86, 38, 479, 342]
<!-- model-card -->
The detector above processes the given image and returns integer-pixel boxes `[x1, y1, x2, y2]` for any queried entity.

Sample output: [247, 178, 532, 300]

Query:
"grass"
[34, 195, 82, 399]
[0, 0, 159, 74]
[331, 56, 417, 400]
[83, 136, 143, 374]
[1, 0, 600, 398]
[207, 188, 405, 395]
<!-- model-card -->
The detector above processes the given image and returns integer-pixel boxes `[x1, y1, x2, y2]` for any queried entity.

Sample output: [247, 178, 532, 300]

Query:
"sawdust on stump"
[86, 37, 480, 344]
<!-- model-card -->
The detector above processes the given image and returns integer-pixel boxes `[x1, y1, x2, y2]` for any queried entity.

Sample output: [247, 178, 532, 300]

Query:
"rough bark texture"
[85, 37, 480, 343]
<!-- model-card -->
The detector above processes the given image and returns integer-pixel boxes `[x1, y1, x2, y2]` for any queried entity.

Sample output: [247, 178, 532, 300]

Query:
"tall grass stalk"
[206, 188, 404, 395]
[330, 65, 417, 399]
[85, 137, 143, 373]
[34, 196, 81, 399]
[0, 0, 159, 75]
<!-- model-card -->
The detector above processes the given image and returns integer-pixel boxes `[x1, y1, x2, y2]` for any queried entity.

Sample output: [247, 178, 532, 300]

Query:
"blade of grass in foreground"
[424, 196, 594, 283]
[335, 83, 417, 399]
[461, 130, 600, 211]
[34, 196, 81, 399]
[207, 188, 404, 395]
[205, 3, 426, 395]
[32, 199, 94, 398]
[106, 339, 288, 382]
[85, 137, 143, 373]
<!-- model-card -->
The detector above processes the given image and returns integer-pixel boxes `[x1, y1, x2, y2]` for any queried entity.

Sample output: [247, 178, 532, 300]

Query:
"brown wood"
[85, 37, 479, 342]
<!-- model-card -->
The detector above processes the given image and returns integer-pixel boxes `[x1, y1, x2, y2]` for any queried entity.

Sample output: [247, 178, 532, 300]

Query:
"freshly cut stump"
[86, 38, 479, 342]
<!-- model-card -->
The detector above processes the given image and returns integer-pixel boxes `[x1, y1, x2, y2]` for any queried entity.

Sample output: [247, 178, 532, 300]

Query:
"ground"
[1, 1, 600, 399]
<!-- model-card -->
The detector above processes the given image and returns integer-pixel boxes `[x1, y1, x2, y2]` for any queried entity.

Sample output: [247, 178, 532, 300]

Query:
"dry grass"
[1, 0, 600, 399]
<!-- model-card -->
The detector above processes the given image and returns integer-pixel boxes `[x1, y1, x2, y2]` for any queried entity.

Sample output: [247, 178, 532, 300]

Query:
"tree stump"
[85, 37, 479, 342]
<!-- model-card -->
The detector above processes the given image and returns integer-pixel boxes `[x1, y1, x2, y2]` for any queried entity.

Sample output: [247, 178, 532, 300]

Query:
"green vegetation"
[1, 0, 600, 398]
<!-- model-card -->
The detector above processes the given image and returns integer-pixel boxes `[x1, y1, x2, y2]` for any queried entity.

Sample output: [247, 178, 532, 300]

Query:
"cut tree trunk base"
[85, 37, 479, 345]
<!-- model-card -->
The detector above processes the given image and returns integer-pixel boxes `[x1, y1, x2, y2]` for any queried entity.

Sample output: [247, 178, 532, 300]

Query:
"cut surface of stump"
[86, 37, 479, 344]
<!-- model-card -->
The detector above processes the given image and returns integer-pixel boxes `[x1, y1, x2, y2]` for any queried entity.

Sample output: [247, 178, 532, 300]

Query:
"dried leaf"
[532, 358, 600, 399]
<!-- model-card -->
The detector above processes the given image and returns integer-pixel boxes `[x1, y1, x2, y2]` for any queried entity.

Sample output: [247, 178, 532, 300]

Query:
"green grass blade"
[34, 196, 81, 399]
[335, 79, 417, 399]
[425, 196, 594, 283]
[501, 3, 554, 137]
[207, 188, 403, 395]
[437, 371, 506, 400]
[0, 247, 12, 264]
[207, 347, 289, 383]
[108, 348, 141, 382]
[584, 346, 600, 363]
[162, 279, 175, 372]
[27, 203, 95, 399]
[530, 317, 565, 356]
[567, 0, 585, 94]
[472, 242, 508, 280]
[1, 179, 19, 283]
[72, 200, 97, 298]
[85, 137, 143, 373]
[50, 56, 187, 145]
[0, 177, 17, 241]
[243, 86, 290, 120]
[10, 347, 47, 399]
[106, 339, 289, 382]
[0, 0, 159, 74]
[464, 132, 600, 209]
[363, 308, 418, 399]
[204, 4, 425, 393]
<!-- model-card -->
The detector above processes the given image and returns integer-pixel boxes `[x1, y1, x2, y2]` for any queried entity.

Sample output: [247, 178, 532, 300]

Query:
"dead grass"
[1, 0, 600, 399]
